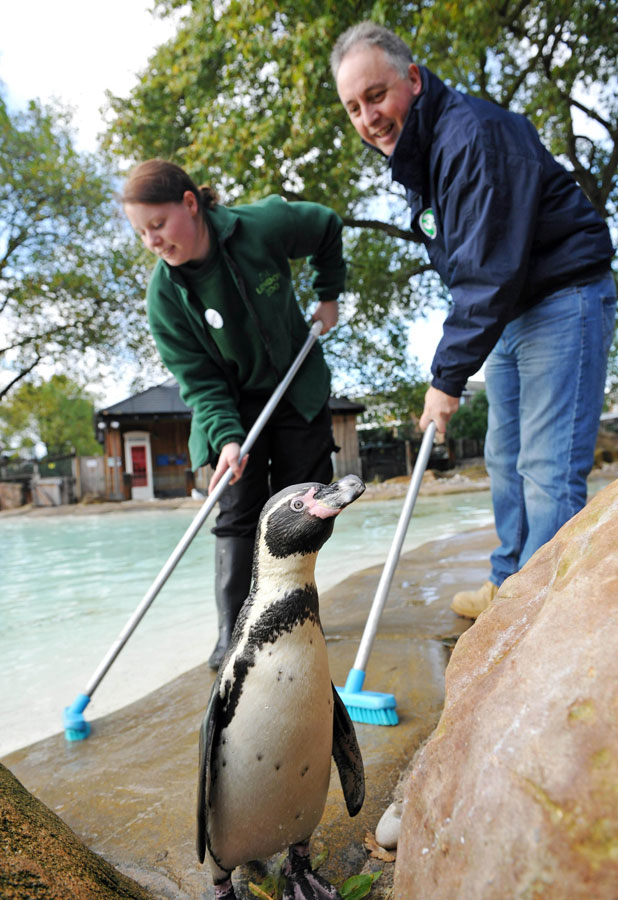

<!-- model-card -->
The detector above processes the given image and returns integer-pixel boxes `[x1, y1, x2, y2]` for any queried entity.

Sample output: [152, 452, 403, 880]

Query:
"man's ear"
[408, 63, 423, 98]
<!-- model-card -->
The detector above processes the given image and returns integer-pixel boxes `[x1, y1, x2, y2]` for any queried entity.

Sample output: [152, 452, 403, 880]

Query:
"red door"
[131, 445, 148, 487]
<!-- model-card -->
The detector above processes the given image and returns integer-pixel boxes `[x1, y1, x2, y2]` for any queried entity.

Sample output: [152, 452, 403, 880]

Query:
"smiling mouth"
[372, 123, 394, 140]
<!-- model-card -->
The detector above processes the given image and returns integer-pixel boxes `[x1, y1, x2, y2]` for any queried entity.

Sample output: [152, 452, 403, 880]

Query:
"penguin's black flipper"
[196, 676, 222, 863]
[331, 684, 365, 817]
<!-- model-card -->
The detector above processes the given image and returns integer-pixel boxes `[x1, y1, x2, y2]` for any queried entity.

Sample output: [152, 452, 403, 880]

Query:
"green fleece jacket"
[146, 195, 346, 470]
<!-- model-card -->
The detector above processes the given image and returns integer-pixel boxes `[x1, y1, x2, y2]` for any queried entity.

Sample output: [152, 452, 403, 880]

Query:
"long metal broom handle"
[352, 420, 437, 673]
[83, 320, 324, 699]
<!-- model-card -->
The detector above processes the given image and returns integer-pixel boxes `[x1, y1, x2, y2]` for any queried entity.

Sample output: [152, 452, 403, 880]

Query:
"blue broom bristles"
[336, 668, 399, 727]
[345, 704, 399, 726]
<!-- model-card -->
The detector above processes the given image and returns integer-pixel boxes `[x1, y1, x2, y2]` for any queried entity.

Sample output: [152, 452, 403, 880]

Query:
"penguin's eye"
[290, 498, 305, 511]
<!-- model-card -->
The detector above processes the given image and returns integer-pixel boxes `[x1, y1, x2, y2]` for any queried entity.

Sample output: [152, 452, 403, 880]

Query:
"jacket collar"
[205, 203, 241, 244]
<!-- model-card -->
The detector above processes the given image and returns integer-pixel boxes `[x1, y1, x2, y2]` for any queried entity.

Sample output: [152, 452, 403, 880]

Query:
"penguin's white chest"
[207, 618, 334, 870]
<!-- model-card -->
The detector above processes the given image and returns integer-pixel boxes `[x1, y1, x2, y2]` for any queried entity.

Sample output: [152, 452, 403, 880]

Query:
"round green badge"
[419, 208, 436, 239]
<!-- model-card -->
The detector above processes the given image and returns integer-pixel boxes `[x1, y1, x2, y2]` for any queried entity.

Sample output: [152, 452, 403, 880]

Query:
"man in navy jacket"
[332, 22, 616, 618]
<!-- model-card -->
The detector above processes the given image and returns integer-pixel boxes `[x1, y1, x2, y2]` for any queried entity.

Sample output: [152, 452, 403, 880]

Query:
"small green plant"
[340, 871, 382, 899]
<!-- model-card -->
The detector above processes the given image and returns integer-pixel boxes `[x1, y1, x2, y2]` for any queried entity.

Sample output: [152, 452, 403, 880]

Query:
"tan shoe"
[451, 580, 498, 619]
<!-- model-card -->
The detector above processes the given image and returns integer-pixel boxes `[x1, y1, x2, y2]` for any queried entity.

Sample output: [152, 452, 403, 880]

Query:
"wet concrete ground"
[2, 523, 497, 899]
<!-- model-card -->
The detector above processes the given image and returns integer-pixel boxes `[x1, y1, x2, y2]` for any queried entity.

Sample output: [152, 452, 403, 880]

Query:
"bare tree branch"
[0, 357, 41, 400]
[341, 216, 419, 242]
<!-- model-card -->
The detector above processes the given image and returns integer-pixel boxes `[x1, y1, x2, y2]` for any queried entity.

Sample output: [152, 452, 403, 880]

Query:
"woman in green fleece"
[122, 159, 345, 668]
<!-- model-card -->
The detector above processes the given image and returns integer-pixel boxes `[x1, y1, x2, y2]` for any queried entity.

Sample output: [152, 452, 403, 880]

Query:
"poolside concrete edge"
[2, 524, 496, 899]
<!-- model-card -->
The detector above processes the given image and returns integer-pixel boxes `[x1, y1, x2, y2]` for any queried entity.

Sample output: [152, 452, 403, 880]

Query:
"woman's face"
[124, 190, 209, 266]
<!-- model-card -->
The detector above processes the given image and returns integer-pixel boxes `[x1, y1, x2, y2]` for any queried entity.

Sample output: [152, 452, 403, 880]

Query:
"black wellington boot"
[208, 535, 255, 670]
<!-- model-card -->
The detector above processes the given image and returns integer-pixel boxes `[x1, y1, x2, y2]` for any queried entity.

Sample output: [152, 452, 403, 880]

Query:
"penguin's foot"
[213, 876, 236, 900]
[282, 843, 341, 900]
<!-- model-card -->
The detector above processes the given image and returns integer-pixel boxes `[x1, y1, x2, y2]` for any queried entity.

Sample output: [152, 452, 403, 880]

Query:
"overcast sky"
[1, 0, 176, 151]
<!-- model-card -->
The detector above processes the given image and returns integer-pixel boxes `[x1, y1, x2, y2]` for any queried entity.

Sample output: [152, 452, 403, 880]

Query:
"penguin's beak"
[300, 474, 365, 519]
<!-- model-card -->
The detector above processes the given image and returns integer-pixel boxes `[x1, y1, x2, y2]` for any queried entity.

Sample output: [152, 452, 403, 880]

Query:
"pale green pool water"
[1, 488, 495, 755]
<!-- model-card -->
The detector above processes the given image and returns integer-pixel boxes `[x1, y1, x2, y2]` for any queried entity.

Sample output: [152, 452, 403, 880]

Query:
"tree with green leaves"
[0, 375, 102, 458]
[102, 1, 445, 403]
[103, 0, 617, 410]
[447, 389, 489, 441]
[0, 94, 159, 401]
[106, 2, 618, 215]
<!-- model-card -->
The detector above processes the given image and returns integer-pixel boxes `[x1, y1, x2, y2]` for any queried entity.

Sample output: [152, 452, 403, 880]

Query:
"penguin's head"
[257, 474, 365, 559]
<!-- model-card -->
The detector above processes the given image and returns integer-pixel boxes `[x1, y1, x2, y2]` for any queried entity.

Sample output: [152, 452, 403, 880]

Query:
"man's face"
[336, 45, 422, 156]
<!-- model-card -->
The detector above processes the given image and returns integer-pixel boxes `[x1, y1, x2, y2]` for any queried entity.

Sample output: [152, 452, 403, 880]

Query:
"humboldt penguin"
[197, 474, 366, 900]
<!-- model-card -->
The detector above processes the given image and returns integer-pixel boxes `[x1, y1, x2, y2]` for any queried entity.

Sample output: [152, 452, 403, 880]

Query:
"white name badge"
[205, 308, 224, 329]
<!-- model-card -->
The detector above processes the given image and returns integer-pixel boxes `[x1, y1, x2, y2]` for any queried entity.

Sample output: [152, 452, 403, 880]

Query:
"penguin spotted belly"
[197, 475, 366, 900]
[208, 620, 334, 869]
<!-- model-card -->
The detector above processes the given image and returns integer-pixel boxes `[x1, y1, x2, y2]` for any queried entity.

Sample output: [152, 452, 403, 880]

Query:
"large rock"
[394, 479, 618, 899]
[0, 762, 155, 900]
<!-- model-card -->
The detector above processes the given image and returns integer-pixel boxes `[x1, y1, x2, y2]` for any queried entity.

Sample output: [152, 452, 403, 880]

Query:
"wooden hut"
[96, 379, 364, 501]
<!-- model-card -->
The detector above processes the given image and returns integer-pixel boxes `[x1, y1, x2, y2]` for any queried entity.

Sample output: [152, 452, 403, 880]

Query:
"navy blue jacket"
[387, 67, 614, 397]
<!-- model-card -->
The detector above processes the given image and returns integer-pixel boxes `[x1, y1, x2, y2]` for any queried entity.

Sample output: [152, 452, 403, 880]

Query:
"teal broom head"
[63, 693, 91, 741]
[336, 668, 399, 726]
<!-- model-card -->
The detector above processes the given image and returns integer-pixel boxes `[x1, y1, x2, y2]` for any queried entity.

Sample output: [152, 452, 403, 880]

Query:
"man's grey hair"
[330, 22, 413, 79]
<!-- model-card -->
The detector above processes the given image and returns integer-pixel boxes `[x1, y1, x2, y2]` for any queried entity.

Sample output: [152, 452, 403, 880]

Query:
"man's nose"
[361, 102, 379, 129]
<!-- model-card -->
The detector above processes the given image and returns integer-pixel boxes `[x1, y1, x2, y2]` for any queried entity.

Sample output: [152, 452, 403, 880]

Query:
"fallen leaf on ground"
[364, 831, 396, 862]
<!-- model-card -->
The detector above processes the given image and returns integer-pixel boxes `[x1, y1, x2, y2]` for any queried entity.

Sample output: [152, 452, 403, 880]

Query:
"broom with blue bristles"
[63, 322, 325, 742]
[336, 421, 437, 726]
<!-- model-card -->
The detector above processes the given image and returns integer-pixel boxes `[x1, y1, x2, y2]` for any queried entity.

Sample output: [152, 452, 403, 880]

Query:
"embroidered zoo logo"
[419, 208, 437, 239]
[256, 271, 281, 296]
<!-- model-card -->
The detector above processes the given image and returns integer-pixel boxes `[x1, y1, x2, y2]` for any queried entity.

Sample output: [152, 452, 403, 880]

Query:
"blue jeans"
[484, 273, 616, 585]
